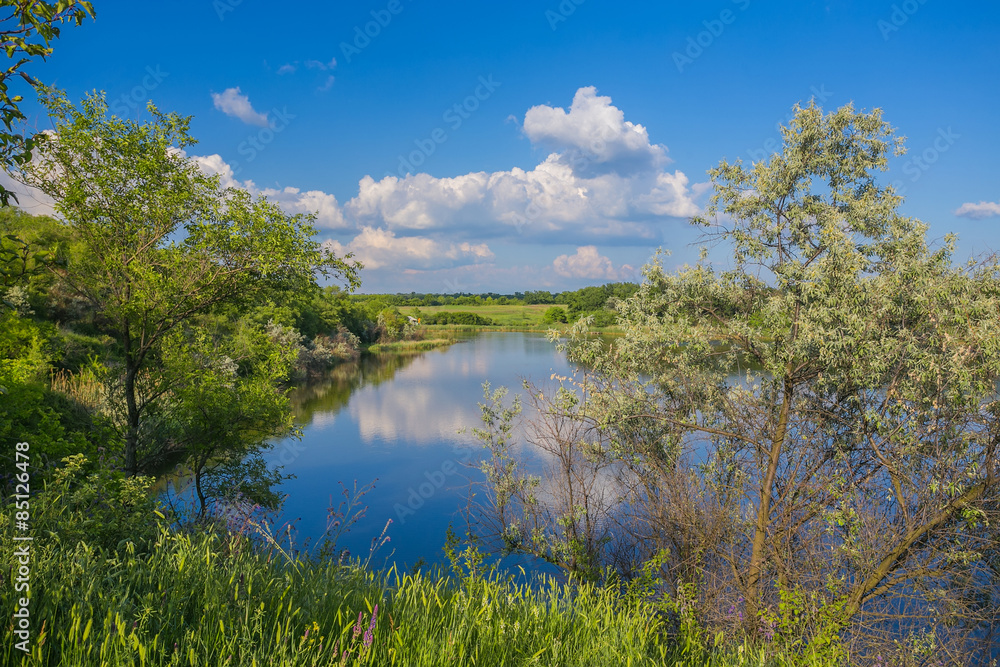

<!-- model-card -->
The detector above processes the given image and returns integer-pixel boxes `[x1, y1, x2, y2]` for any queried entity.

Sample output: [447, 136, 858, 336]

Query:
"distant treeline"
[349, 283, 640, 316]
[419, 311, 497, 326]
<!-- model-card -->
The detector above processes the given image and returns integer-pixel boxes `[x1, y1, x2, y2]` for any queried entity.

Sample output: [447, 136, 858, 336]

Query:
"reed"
[48, 368, 106, 413]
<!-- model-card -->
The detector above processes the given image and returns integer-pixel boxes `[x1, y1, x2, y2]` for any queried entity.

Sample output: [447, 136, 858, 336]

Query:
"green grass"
[365, 338, 455, 354]
[0, 521, 834, 667]
[0, 528, 659, 666]
[0, 460, 838, 667]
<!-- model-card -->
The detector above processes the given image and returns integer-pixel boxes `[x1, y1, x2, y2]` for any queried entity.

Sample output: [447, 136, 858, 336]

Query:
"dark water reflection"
[267, 332, 574, 570]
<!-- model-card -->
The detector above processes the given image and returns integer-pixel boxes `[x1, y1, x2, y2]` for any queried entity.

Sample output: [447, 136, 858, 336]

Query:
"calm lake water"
[265, 332, 574, 571]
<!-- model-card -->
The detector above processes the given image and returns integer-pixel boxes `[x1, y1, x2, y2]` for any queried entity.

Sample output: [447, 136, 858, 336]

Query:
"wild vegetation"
[471, 103, 1000, 664]
[362, 284, 637, 330]
[2, 6, 996, 663]
[1, 460, 836, 666]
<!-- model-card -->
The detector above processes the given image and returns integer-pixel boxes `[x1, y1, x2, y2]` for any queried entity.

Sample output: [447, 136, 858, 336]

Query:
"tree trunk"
[123, 327, 141, 476]
[195, 455, 208, 519]
[746, 373, 793, 623]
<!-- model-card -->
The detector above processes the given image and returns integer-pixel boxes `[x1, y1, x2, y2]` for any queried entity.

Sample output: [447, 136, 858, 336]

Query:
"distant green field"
[400, 304, 561, 327]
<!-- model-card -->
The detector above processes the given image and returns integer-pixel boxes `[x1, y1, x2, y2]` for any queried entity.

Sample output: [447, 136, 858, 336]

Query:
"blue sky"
[12, 0, 1000, 293]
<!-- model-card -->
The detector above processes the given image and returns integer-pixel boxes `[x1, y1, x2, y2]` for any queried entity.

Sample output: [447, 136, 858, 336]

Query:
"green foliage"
[155, 320, 300, 514]
[560, 283, 638, 316]
[472, 381, 616, 582]
[14, 90, 358, 473]
[421, 310, 496, 326]
[0, 208, 73, 297]
[0, 309, 50, 383]
[474, 102, 1000, 661]
[0, 0, 94, 206]
[541, 306, 568, 324]
[523, 290, 556, 305]
[0, 312, 107, 466]
[375, 306, 409, 341]
[0, 507, 833, 667]
[29, 454, 163, 552]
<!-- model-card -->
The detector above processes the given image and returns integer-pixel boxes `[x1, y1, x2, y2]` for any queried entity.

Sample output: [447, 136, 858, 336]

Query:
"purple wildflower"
[354, 611, 364, 639]
[360, 604, 378, 649]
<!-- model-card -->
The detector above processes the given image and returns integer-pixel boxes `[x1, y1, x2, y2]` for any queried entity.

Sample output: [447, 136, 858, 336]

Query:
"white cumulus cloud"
[345, 86, 701, 243]
[954, 201, 1000, 219]
[323, 227, 494, 271]
[523, 86, 668, 177]
[553, 246, 634, 280]
[179, 87, 705, 275]
[211, 87, 269, 127]
[192, 153, 349, 230]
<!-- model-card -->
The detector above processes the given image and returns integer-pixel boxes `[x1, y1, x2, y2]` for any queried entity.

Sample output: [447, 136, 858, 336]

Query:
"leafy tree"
[562, 285, 611, 315]
[523, 290, 555, 305]
[541, 306, 568, 325]
[0, 0, 94, 206]
[159, 321, 299, 516]
[0, 207, 77, 314]
[422, 311, 495, 326]
[15, 90, 359, 474]
[476, 102, 1000, 659]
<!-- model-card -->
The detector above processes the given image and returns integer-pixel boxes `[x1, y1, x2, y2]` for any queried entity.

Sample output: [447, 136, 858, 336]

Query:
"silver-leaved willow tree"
[473, 102, 1000, 663]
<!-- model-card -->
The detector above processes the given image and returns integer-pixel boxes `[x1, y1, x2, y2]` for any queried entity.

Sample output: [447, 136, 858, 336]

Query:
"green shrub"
[27, 455, 162, 553]
[541, 306, 569, 325]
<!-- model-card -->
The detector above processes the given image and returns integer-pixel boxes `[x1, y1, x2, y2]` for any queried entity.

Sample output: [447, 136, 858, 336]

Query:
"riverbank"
[400, 304, 556, 328]
[365, 337, 456, 354]
[0, 489, 833, 666]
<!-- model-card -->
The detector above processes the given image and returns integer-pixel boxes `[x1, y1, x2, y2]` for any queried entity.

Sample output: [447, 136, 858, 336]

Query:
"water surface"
[267, 332, 573, 570]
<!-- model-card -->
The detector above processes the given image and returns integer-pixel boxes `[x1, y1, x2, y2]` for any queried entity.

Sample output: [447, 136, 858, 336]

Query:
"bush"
[27, 455, 162, 552]
[295, 327, 361, 378]
[541, 306, 569, 324]
[588, 309, 617, 327]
